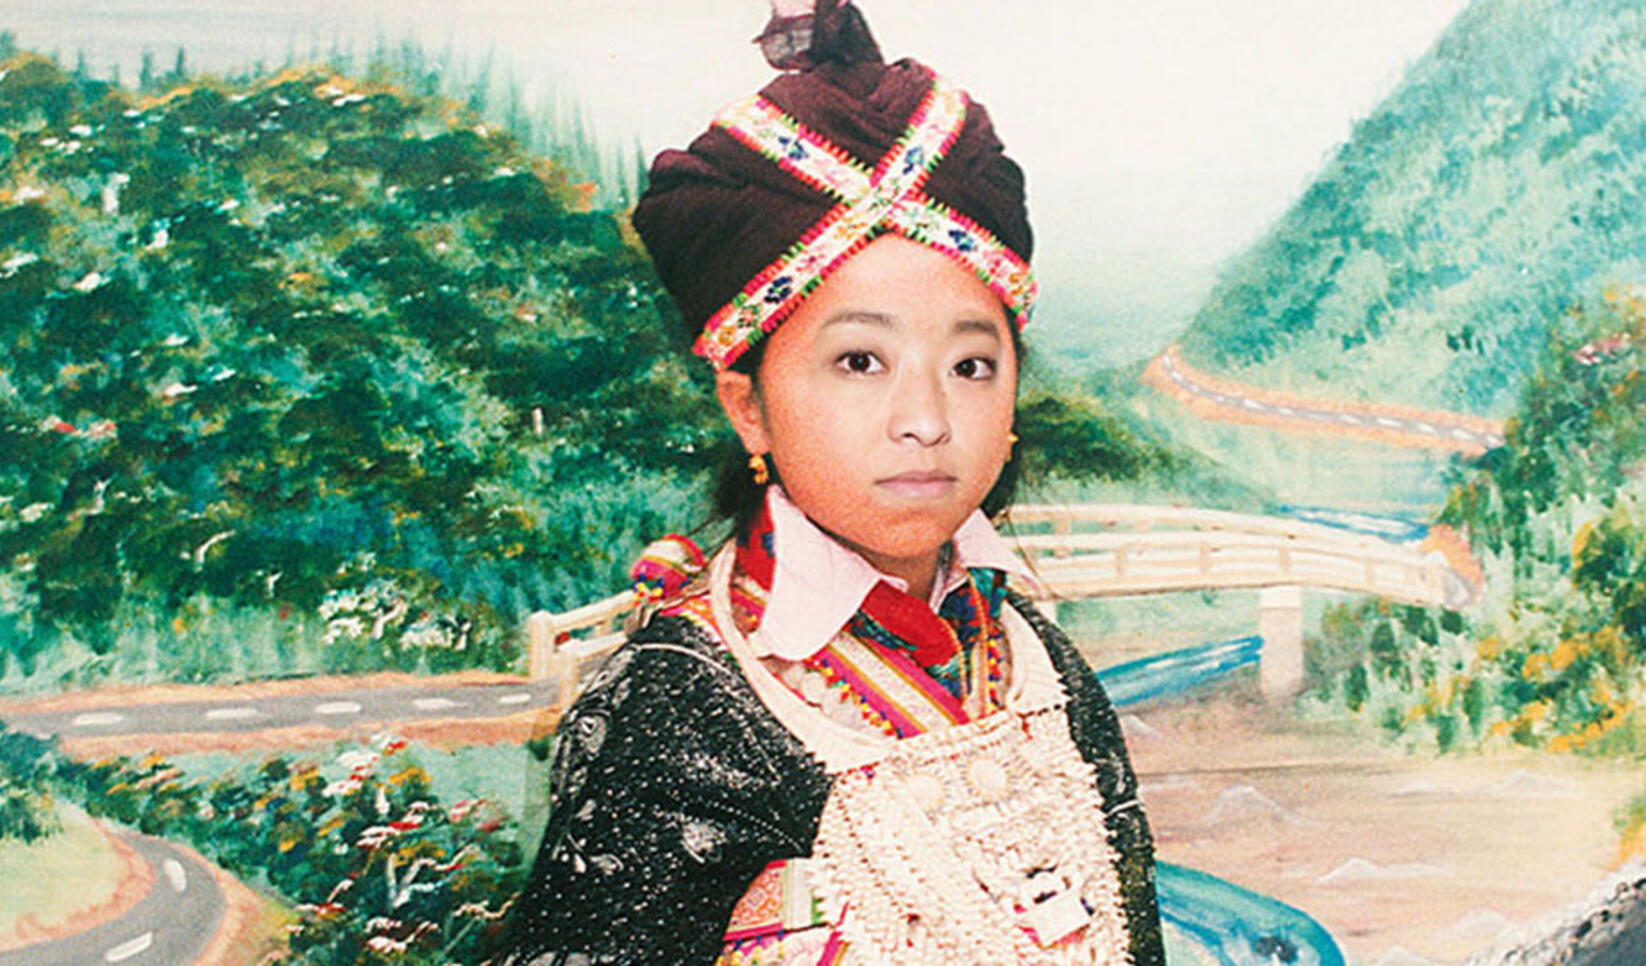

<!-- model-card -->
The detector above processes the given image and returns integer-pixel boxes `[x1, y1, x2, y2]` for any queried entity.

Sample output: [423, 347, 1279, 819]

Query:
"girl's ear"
[715, 370, 771, 455]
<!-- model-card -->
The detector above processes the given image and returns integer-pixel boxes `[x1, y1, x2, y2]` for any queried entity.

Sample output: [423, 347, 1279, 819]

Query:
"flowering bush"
[283, 735, 521, 965]
[59, 733, 525, 964]
[319, 575, 477, 658]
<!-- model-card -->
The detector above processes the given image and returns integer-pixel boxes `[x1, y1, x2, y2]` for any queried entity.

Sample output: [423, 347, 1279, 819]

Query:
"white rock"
[1388, 778, 1443, 797]
[1316, 857, 1451, 885]
[1203, 784, 1317, 827]
[1374, 946, 1440, 966]
[1440, 908, 1515, 942]
[1487, 770, 1581, 799]
[1119, 714, 1165, 741]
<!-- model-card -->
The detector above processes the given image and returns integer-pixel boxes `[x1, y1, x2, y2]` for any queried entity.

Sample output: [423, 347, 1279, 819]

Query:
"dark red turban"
[632, 0, 1036, 370]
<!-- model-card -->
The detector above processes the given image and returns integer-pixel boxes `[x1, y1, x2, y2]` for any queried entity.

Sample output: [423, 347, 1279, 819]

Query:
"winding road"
[0, 829, 223, 966]
[1145, 344, 1507, 455]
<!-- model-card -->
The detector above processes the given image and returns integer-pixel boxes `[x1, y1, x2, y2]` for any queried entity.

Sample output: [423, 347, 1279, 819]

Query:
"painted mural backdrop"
[1, 1, 1644, 964]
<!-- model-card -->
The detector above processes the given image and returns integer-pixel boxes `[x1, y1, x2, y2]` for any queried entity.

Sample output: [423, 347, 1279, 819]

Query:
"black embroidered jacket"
[501, 595, 1164, 965]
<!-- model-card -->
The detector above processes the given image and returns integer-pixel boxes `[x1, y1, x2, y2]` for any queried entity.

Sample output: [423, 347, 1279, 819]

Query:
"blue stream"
[1275, 504, 1430, 542]
[1096, 637, 1349, 966]
[1097, 635, 1263, 706]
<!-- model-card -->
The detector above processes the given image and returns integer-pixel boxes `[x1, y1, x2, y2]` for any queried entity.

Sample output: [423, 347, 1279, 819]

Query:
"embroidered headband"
[695, 75, 1036, 370]
[633, 0, 1036, 371]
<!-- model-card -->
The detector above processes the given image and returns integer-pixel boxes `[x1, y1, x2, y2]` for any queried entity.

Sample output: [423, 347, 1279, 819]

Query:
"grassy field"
[0, 803, 128, 949]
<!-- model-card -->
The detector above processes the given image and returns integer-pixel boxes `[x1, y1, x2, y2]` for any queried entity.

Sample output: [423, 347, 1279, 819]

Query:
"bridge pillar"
[526, 611, 555, 680]
[527, 611, 581, 715]
[1047, 597, 1067, 626]
[1258, 586, 1305, 701]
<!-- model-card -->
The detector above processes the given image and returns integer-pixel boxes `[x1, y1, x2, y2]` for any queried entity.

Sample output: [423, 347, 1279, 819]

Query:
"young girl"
[502, 3, 1163, 963]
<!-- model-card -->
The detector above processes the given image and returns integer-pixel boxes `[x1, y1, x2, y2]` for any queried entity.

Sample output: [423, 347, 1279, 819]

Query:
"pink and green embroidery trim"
[694, 70, 1038, 370]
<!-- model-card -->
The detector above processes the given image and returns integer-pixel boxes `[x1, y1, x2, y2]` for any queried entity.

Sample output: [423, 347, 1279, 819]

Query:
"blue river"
[1097, 638, 1348, 966]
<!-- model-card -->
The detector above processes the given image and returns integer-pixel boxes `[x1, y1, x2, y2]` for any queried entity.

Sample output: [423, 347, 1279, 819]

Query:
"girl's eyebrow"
[821, 311, 1002, 341]
[821, 310, 895, 329]
[953, 318, 1003, 341]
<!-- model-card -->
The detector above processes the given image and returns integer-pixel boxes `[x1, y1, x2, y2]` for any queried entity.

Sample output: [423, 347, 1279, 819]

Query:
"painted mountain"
[1178, 0, 1646, 415]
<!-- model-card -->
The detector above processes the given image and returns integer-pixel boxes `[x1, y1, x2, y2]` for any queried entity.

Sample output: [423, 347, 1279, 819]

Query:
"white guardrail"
[525, 503, 1477, 704]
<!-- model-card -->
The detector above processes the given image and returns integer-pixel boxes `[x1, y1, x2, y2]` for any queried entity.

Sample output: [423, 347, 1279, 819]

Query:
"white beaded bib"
[707, 548, 1136, 965]
[810, 706, 1133, 964]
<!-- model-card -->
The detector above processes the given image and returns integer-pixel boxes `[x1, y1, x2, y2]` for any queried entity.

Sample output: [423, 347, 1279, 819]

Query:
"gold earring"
[1007, 432, 1019, 460]
[748, 453, 771, 486]
[1008, 432, 1019, 446]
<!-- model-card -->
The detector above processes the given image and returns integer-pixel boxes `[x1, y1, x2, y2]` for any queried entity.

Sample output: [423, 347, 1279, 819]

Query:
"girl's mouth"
[876, 471, 958, 499]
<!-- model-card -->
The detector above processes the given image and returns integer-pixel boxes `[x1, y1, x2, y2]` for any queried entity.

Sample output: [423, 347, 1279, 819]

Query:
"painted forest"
[0, 35, 1184, 965]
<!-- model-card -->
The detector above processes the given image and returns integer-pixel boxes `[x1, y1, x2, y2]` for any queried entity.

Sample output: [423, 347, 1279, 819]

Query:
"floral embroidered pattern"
[696, 72, 1038, 370]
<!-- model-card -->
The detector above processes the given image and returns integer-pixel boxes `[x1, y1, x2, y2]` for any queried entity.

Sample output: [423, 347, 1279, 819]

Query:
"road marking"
[1451, 427, 1479, 441]
[72, 712, 124, 727]
[314, 701, 362, 716]
[1413, 422, 1438, 435]
[205, 707, 258, 721]
[413, 697, 462, 712]
[163, 858, 187, 892]
[498, 693, 533, 706]
[1338, 414, 1363, 425]
[1240, 398, 1265, 411]
[1376, 417, 1403, 428]
[105, 932, 154, 962]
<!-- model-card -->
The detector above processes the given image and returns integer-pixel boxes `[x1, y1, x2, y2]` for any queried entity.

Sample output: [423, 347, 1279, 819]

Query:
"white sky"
[3, 0, 1471, 362]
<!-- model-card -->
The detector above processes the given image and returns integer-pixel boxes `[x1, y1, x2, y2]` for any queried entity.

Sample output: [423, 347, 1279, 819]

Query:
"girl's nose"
[887, 369, 951, 446]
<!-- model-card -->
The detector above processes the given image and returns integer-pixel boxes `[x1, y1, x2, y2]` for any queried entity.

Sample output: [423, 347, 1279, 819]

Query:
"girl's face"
[717, 235, 1017, 587]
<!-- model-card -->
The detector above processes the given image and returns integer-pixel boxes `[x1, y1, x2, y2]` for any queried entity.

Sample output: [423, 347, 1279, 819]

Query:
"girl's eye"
[953, 356, 997, 380]
[837, 351, 884, 374]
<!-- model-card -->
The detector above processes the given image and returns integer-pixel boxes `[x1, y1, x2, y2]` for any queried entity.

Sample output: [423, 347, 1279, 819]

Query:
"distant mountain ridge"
[1179, 0, 1646, 415]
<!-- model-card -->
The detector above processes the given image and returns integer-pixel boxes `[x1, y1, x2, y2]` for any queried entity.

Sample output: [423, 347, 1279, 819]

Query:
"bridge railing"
[1008, 529, 1455, 608]
[1006, 502, 1406, 551]
[524, 591, 632, 713]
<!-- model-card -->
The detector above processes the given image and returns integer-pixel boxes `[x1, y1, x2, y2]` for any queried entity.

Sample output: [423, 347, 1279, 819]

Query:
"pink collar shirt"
[750, 486, 1041, 662]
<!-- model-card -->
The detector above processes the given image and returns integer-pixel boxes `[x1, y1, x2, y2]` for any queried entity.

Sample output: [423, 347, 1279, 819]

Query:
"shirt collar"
[750, 486, 1038, 661]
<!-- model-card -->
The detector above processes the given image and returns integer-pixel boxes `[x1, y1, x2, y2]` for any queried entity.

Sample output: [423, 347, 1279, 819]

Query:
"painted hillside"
[1178, 0, 1646, 415]
[0, 53, 724, 687]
